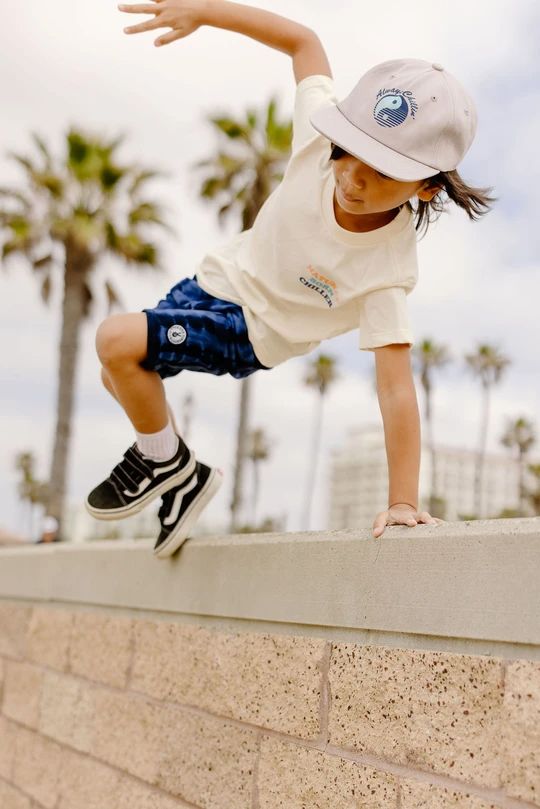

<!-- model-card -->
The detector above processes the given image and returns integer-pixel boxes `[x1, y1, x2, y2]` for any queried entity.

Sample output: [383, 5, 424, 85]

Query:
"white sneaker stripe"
[163, 475, 199, 526]
[123, 458, 183, 498]
[124, 477, 151, 497]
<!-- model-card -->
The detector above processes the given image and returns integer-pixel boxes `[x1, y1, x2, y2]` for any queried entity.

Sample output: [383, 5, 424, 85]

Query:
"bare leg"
[96, 312, 172, 434]
[101, 366, 180, 434]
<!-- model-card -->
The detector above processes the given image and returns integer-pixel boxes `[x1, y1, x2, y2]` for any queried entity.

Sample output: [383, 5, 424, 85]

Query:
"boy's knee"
[96, 313, 148, 369]
[100, 367, 114, 392]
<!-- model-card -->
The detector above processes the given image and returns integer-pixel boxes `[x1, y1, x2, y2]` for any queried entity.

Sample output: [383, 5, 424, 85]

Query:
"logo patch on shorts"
[167, 324, 187, 345]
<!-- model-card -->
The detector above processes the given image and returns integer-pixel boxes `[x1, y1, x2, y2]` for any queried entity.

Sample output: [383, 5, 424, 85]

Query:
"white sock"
[136, 420, 179, 462]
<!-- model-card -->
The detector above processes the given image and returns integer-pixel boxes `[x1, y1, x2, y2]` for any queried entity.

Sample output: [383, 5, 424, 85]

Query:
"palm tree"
[302, 353, 339, 529]
[246, 427, 272, 526]
[0, 129, 172, 527]
[14, 451, 48, 538]
[500, 416, 536, 516]
[465, 343, 511, 517]
[526, 464, 540, 515]
[413, 338, 451, 516]
[192, 98, 292, 532]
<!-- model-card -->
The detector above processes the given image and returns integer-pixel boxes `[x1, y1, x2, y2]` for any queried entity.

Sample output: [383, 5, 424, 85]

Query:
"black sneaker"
[153, 462, 223, 558]
[85, 437, 195, 521]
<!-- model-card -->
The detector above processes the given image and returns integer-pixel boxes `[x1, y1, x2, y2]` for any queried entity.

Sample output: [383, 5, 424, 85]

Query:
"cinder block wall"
[0, 519, 539, 808]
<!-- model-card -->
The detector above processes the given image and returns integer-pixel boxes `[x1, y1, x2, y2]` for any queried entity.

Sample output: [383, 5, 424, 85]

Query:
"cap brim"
[310, 104, 440, 182]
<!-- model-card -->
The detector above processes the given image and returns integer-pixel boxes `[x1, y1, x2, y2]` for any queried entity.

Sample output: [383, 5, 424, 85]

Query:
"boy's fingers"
[125, 17, 163, 33]
[372, 512, 387, 538]
[155, 29, 189, 45]
[417, 510, 441, 525]
[119, 4, 159, 13]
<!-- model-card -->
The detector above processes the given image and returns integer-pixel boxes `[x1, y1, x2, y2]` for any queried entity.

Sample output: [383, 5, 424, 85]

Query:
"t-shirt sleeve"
[358, 286, 414, 352]
[292, 74, 338, 154]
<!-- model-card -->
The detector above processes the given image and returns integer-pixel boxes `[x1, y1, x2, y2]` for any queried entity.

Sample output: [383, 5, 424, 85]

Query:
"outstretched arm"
[372, 344, 441, 537]
[119, 0, 332, 83]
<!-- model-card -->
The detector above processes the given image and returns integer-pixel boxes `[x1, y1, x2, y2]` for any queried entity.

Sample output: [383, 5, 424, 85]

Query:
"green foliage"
[236, 516, 283, 534]
[246, 427, 271, 463]
[193, 95, 292, 232]
[500, 416, 536, 456]
[304, 353, 339, 395]
[496, 507, 522, 518]
[14, 451, 48, 506]
[428, 495, 447, 520]
[0, 126, 172, 286]
[465, 344, 511, 387]
[1, 127, 173, 521]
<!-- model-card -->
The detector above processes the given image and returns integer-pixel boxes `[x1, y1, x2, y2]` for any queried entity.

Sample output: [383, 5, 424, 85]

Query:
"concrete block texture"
[11, 725, 63, 808]
[89, 688, 259, 808]
[155, 712, 259, 809]
[27, 607, 72, 671]
[0, 716, 17, 780]
[328, 644, 504, 786]
[0, 603, 31, 660]
[69, 612, 133, 688]
[399, 780, 501, 808]
[131, 619, 326, 738]
[0, 779, 33, 809]
[39, 670, 95, 753]
[500, 660, 540, 803]
[37, 670, 258, 809]
[57, 748, 193, 809]
[2, 661, 43, 729]
[257, 735, 399, 808]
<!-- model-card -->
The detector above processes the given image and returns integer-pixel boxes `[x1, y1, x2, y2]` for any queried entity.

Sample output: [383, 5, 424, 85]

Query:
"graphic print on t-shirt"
[299, 266, 340, 308]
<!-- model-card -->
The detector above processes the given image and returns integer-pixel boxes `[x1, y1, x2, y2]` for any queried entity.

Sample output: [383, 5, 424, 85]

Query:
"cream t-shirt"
[196, 74, 419, 368]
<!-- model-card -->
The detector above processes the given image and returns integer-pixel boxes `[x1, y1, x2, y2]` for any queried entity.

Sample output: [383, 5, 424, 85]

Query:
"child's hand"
[118, 0, 207, 47]
[372, 504, 443, 538]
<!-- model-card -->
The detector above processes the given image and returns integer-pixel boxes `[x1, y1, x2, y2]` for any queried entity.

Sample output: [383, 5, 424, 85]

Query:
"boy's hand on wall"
[372, 505, 443, 538]
[119, 0, 207, 47]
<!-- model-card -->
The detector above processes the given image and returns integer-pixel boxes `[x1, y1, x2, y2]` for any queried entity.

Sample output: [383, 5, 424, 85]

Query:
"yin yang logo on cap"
[309, 58, 478, 181]
[373, 88, 418, 128]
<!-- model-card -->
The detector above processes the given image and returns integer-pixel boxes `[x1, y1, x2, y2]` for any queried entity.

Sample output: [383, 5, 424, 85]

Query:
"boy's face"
[331, 151, 439, 216]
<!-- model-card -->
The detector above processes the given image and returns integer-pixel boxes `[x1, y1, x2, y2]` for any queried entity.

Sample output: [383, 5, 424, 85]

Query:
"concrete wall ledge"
[1, 518, 539, 659]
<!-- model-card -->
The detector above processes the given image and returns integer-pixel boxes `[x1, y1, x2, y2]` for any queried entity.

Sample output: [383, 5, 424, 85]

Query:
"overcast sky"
[1, 0, 539, 539]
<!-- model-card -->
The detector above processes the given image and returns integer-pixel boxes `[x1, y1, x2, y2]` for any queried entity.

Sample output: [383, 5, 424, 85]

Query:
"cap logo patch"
[373, 88, 418, 128]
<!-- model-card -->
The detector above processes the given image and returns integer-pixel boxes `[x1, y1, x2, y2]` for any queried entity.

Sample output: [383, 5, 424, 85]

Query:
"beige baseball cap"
[310, 58, 477, 182]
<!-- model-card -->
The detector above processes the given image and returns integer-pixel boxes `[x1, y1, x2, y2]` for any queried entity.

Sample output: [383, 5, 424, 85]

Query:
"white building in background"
[328, 424, 530, 529]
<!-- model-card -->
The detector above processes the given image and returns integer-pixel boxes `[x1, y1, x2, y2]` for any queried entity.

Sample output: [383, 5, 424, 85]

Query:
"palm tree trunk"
[302, 393, 324, 529]
[228, 189, 269, 534]
[518, 449, 526, 516]
[475, 382, 490, 518]
[230, 376, 252, 531]
[47, 253, 90, 528]
[252, 458, 260, 527]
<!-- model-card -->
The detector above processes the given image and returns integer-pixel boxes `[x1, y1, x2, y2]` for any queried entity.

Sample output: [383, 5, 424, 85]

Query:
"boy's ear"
[417, 180, 443, 202]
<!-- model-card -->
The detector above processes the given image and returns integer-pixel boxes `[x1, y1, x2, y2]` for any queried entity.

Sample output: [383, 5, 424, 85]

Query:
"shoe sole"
[85, 452, 196, 521]
[153, 468, 223, 559]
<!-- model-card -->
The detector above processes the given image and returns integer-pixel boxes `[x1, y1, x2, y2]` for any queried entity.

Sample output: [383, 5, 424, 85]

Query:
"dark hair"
[328, 143, 496, 238]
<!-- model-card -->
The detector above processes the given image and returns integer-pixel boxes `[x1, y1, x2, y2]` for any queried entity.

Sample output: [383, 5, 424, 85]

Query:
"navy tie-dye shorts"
[140, 276, 270, 380]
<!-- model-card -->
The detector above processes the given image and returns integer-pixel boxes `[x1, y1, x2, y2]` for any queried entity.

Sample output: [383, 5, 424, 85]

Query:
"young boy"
[86, 0, 492, 556]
